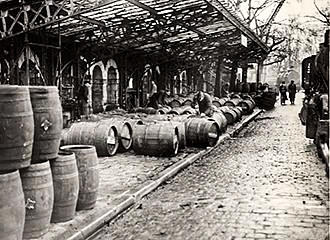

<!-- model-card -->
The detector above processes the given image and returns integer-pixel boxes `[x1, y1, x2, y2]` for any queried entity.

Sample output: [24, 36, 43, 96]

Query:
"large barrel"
[60, 145, 99, 210]
[50, 151, 79, 223]
[212, 97, 228, 108]
[223, 109, 239, 125]
[169, 98, 183, 108]
[143, 118, 186, 149]
[182, 98, 193, 106]
[208, 112, 228, 133]
[133, 122, 179, 156]
[61, 121, 119, 156]
[0, 85, 34, 170]
[168, 106, 196, 115]
[20, 161, 54, 239]
[224, 98, 241, 107]
[231, 107, 242, 120]
[185, 118, 220, 147]
[0, 170, 25, 240]
[218, 106, 231, 114]
[133, 107, 159, 115]
[29, 86, 63, 163]
[101, 118, 133, 152]
[238, 99, 255, 115]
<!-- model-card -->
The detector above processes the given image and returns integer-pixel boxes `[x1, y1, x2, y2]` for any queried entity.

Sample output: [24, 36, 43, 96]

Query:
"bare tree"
[305, 0, 330, 26]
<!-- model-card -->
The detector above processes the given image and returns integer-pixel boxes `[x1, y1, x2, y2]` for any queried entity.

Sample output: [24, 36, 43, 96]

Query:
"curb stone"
[67, 109, 264, 240]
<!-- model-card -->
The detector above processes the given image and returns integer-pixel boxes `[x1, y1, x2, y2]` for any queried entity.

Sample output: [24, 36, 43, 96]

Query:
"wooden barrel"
[20, 161, 54, 239]
[208, 112, 228, 133]
[185, 118, 220, 147]
[218, 106, 231, 114]
[169, 98, 183, 108]
[61, 121, 119, 156]
[0, 170, 25, 240]
[238, 99, 255, 115]
[167, 109, 180, 115]
[167, 121, 186, 149]
[144, 107, 159, 115]
[133, 122, 179, 156]
[29, 86, 63, 163]
[241, 94, 254, 102]
[50, 151, 79, 223]
[101, 119, 133, 152]
[223, 109, 238, 125]
[168, 106, 196, 115]
[157, 108, 170, 114]
[60, 145, 99, 210]
[143, 118, 186, 149]
[231, 107, 242, 120]
[224, 98, 241, 107]
[0, 85, 34, 170]
[133, 107, 159, 115]
[212, 97, 228, 108]
[182, 107, 197, 115]
[182, 99, 193, 106]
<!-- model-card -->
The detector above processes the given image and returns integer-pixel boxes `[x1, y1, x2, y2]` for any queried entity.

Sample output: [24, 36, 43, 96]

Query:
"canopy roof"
[0, 0, 269, 61]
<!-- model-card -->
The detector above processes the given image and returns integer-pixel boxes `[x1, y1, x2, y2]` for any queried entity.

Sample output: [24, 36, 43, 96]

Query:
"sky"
[238, 0, 329, 27]
[276, 0, 330, 23]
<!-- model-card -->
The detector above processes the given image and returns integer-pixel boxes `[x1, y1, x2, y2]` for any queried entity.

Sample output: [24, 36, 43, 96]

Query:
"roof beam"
[73, 15, 106, 28]
[0, 0, 117, 41]
[124, 0, 206, 36]
[203, 0, 269, 53]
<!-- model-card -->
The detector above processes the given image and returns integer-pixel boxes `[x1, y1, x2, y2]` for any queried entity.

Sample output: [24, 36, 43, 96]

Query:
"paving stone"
[97, 93, 329, 240]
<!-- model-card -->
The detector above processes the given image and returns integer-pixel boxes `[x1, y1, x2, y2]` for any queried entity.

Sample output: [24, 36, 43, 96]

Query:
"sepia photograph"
[0, 0, 329, 239]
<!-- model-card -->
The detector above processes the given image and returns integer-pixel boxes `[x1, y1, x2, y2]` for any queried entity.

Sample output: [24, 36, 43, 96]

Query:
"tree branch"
[313, 0, 330, 25]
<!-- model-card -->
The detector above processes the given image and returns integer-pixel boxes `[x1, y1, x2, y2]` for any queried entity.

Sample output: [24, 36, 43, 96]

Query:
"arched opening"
[19, 59, 42, 85]
[107, 66, 119, 105]
[92, 65, 104, 113]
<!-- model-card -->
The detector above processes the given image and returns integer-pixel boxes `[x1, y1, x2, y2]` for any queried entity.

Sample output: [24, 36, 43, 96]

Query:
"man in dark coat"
[279, 81, 288, 105]
[288, 80, 297, 104]
[78, 80, 90, 116]
[193, 91, 213, 117]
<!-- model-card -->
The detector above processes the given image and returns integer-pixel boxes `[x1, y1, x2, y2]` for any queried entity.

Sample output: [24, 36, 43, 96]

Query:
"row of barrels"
[0, 146, 99, 240]
[60, 97, 255, 157]
[61, 116, 141, 156]
[0, 85, 63, 171]
[165, 95, 255, 115]
[133, 105, 197, 115]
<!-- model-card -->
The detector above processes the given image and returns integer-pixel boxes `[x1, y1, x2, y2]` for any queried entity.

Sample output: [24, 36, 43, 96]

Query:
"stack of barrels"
[0, 85, 100, 240]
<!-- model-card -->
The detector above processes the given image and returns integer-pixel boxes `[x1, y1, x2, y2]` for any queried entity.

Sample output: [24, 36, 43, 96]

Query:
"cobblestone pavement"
[97, 93, 329, 240]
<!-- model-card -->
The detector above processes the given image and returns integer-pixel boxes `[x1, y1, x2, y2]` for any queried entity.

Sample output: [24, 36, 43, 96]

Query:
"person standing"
[279, 81, 288, 105]
[78, 80, 90, 117]
[288, 80, 297, 104]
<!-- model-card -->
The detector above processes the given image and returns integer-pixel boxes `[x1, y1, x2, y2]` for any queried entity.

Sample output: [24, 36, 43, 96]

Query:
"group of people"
[279, 80, 297, 105]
